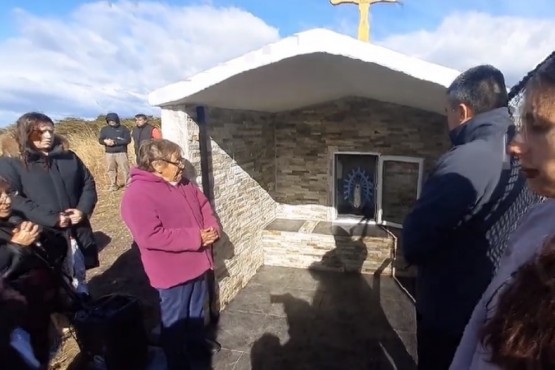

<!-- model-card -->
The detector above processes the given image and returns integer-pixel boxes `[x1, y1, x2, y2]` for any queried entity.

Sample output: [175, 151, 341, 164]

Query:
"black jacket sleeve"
[402, 148, 493, 265]
[114, 126, 131, 146]
[0, 244, 12, 273]
[74, 152, 97, 217]
[98, 126, 107, 145]
[0, 159, 59, 227]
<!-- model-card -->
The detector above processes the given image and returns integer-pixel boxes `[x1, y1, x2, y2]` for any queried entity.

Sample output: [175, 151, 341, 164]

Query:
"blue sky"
[0, 0, 554, 124]
[2, 0, 554, 40]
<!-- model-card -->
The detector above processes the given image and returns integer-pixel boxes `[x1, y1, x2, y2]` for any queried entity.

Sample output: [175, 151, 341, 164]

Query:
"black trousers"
[417, 315, 462, 370]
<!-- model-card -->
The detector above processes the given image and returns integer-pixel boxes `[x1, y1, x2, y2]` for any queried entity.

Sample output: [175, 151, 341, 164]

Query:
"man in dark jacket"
[0, 112, 99, 297]
[99, 113, 131, 191]
[132, 114, 161, 164]
[402, 65, 542, 370]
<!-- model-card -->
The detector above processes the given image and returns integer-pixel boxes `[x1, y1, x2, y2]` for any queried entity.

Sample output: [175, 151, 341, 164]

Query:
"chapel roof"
[148, 28, 460, 114]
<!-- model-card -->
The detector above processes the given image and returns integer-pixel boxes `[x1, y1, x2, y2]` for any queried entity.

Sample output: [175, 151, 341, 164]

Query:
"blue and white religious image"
[343, 167, 374, 210]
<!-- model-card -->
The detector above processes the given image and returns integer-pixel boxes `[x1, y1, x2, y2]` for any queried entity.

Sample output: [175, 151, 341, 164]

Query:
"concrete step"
[262, 219, 395, 274]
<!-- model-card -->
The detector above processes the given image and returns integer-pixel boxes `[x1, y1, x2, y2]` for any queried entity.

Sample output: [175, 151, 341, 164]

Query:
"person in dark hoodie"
[98, 112, 131, 191]
[0, 112, 99, 298]
[402, 65, 542, 370]
[132, 114, 162, 164]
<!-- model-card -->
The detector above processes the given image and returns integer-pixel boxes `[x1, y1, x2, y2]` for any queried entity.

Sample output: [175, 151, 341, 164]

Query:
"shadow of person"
[68, 228, 235, 369]
[183, 157, 236, 334]
[250, 218, 416, 369]
[65, 246, 159, 370]
[87, 246, 160, 328]
[206, 230, 235, 341]
[183, 159, 200, 188]
[251, 294, 313, 370]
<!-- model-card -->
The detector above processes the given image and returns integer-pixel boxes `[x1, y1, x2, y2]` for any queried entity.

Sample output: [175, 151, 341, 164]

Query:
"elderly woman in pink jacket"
[120, 139, 220, 370]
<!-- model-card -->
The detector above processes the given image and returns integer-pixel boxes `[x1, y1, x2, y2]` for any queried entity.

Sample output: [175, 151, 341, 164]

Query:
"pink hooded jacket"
[120, 167, 220, 289]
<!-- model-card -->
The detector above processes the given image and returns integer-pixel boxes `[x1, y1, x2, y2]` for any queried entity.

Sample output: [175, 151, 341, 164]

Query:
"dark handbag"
[1, 244, 37, 280]
[72, 294, 149, 370]
[0, 223, 68, 281]
[37, 228, 68, 269]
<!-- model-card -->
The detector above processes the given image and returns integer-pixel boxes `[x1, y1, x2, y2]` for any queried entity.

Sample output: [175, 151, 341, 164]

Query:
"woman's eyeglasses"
[0, 191, 18, 204]
[156, 158, 186, 168]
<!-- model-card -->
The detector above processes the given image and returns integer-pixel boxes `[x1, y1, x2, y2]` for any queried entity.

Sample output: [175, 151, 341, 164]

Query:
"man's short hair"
[135, 113, 147, 120]
[447, 65, 509, 115]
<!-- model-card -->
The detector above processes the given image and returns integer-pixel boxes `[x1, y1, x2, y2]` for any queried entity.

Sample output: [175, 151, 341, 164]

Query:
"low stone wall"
[262, 219, 395, 275]
[276, 204, 331, 221]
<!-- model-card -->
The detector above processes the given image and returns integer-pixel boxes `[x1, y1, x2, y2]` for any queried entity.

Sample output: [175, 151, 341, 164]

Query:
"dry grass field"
[29, 116, 163, 369]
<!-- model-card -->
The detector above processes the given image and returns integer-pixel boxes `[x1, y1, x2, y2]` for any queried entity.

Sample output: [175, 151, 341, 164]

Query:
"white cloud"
[0, 1, 280, 125]
[379, 12, 555, 86]
[2, 3, 553, 125]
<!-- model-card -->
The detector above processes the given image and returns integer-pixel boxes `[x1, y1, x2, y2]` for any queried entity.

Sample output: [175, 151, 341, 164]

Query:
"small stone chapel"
[148, 28, 460, 307]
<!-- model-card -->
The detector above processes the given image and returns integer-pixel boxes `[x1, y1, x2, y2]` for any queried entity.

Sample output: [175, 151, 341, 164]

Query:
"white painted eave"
[148, 28, 461, 114]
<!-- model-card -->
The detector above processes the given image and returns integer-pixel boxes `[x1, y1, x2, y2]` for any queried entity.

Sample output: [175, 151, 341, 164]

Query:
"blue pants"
[158, 273, 208, 370]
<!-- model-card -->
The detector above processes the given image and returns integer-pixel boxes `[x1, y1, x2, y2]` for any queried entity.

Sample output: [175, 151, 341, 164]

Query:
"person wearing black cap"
[98, 113, 131, 191]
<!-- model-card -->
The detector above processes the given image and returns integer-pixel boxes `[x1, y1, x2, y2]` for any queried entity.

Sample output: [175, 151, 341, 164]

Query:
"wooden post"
[330, 0, 400, 42]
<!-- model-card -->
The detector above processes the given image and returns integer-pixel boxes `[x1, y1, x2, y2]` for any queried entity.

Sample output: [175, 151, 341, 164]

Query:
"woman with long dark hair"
[450, 53, 555, 369]
[0, 112, 98, 296]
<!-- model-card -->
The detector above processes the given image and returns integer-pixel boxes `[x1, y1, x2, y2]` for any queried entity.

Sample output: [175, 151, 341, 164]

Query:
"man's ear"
[459, 103, 474, 124]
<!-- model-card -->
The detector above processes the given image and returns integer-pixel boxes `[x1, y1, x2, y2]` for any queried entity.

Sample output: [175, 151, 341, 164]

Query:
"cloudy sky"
[0, 0, 553, 125]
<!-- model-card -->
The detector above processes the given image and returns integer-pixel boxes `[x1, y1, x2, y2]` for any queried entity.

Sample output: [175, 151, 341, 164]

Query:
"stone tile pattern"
[161, 105, 277, 308]
[263, 228, 394, 274]
[382, 160, 421, 225]
[273, 97, 449, 221]
[202, 107, 278, 307]
[212, 266, 417, 370]
[160, 97, 446, 306]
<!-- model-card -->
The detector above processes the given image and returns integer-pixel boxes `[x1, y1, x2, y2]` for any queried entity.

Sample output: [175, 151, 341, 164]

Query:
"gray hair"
[137, 139, 182, 172]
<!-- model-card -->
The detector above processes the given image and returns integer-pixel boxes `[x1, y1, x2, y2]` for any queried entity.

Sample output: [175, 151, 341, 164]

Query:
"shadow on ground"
[65, 244, 160, 370]
[64, 213, 415, 370]
[65, 227, 235, 370]
[212, 265, 416, 370]
[212, 218, 417, 370]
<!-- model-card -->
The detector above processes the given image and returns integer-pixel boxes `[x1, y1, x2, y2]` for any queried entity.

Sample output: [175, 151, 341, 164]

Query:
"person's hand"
[201, 229, 216, 246]
[10, 221, 40, 246]
[201, 227, 219, 246]
[104, 139, 115, 146]
[58, 213, 71, 228]
[65, 208, 84, 225]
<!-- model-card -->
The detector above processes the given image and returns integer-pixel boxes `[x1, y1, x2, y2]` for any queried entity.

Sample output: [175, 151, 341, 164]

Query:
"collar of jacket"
[449, 107, 512, 146]
[25, 142, 66, 163]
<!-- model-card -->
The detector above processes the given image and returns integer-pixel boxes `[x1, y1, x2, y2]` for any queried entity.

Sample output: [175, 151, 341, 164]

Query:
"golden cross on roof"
[330, 0, 400, 42]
